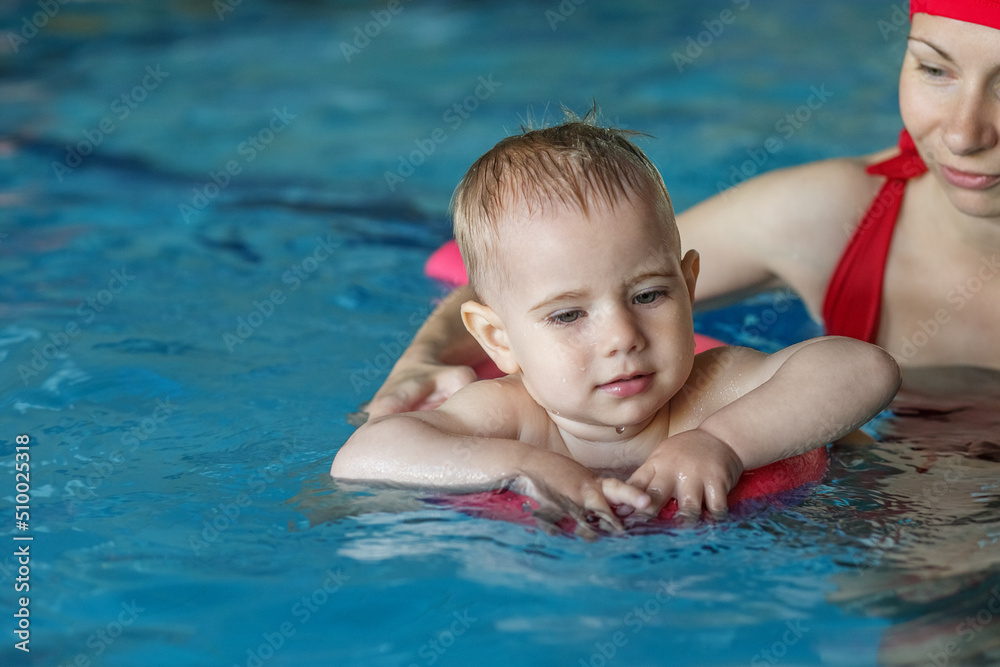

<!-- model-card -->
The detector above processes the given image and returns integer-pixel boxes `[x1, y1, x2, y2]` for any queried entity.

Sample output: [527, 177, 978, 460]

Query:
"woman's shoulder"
[681, 148, 893, 246]
[752, 151, 887, 209]
[737, 148, 900, 237]
[677, 144, 904, 306]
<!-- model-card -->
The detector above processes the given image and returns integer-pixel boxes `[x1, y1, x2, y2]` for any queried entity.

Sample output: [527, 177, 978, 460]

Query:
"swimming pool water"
[2, 1, 999, 665]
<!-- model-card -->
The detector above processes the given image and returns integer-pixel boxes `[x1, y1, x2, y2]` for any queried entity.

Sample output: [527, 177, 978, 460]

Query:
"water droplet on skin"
[616, 426, 626, 434]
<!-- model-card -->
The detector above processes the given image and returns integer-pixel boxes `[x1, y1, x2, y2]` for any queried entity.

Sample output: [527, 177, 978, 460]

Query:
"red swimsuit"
[821, 130, 928, 343]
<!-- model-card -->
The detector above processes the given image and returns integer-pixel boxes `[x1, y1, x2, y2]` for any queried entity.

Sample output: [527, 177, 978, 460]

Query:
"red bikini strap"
[821, 130, 928, 343]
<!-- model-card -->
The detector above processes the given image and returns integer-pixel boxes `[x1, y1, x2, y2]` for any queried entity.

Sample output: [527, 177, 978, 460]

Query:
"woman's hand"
[365, 359, 478, 419]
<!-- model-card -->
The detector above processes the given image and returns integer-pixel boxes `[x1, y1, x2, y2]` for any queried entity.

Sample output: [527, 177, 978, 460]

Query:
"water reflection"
[830, 366, 1000, 666]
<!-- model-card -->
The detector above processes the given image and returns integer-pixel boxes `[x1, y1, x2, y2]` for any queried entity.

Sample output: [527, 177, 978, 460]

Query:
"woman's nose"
[942, 90, 999, 157]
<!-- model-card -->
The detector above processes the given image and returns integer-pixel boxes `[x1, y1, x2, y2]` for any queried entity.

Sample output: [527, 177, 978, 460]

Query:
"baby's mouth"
[597, 373, 653, 397]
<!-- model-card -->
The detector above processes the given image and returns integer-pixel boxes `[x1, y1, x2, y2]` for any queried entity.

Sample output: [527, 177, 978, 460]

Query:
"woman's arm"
[679, 156, 882, 313]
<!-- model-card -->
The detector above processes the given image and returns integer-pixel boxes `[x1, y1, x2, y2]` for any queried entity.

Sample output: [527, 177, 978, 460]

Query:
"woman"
[366, 0, 1000, 419]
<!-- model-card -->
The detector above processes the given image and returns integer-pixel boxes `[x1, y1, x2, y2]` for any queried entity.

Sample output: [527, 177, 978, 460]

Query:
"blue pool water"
[2, 1, 999, 665]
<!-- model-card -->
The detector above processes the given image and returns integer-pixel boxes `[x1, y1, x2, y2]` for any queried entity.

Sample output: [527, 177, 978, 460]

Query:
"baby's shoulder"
[690, 344, 764, 385]
[447, 374, 530, 411]
[442, 375, 548, 436]
[670, 346, 768, 427]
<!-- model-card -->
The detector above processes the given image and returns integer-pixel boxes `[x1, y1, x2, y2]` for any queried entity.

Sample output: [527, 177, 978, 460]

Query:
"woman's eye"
[918, 63, 947, 78]
[634, 290, 665, 305]
[550, 310, 584, 325]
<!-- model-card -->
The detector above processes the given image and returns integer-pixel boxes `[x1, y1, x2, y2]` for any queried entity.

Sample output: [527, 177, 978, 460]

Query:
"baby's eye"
[633, 289, 666, 305]
[550, 309, 584, 325]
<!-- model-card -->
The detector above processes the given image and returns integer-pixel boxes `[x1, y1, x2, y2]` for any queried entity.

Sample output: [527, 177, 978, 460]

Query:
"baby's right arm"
[333, 379, 536, 486]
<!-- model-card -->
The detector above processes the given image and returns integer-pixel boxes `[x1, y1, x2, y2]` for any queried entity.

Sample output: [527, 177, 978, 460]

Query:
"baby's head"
[451, 115, 699, 435]
[452, 115, 678, 306]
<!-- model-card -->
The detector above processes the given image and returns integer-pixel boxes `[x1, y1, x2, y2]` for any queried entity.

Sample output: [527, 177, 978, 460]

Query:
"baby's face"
[492, 192, 697, 435]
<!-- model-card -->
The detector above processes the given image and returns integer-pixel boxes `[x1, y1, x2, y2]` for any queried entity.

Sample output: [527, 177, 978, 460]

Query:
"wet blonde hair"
[451, 112, 676, 304]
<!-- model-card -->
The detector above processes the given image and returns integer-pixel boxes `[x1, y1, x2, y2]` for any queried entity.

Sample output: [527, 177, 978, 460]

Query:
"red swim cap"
[910, 0, 1000, 31]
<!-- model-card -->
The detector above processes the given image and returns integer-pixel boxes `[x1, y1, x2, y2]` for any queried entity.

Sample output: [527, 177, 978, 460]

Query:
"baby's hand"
[626, 429, 744, 520]
[600, 478, 652, 513]
[512, 453, 650, 537]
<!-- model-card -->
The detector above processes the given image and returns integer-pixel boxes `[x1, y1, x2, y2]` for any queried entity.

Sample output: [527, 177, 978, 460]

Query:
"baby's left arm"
[693, 336, 899, 468]
[628, 336, 900, 517]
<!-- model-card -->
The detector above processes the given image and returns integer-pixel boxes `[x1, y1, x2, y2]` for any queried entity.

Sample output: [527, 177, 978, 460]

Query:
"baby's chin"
[549, 411, 658, 439]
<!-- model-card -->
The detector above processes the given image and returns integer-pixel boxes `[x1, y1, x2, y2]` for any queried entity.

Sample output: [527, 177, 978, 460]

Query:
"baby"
[331, 117, 900, 531]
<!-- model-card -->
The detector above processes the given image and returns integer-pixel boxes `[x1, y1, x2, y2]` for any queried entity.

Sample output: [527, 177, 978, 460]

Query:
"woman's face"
[901, 14, 1000, 218]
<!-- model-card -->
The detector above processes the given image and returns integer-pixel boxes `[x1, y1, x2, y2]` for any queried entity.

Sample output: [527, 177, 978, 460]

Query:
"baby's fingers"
[625, 466, 654, 490]
[703, 480, 729, 520]
[624, 467, 666, 516]
[579, 484, 624, 533]
[675, 478, 705, 520]
[600, 479, 651, 512]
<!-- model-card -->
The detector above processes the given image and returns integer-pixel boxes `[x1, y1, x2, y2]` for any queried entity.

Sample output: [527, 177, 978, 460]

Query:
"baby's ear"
[460, 301, 520, 375]
[681, 249, 700, 304]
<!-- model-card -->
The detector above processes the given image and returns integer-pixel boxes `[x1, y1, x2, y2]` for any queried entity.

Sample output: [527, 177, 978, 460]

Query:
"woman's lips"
[940, 165, 1000, 191]
[597, 374, 653, 398]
